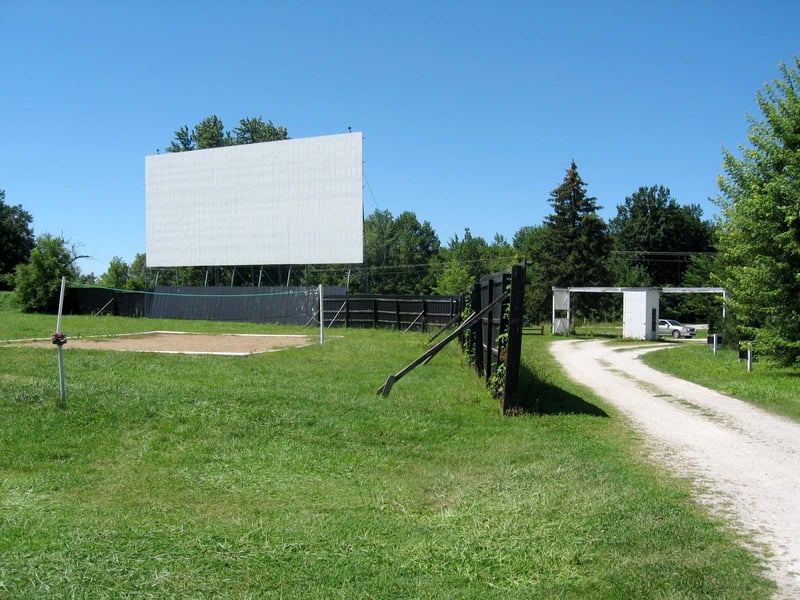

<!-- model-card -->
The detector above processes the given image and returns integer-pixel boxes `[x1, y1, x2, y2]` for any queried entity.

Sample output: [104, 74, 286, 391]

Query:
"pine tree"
[536, 162, 611, 320]
[542, 162, 610, 284]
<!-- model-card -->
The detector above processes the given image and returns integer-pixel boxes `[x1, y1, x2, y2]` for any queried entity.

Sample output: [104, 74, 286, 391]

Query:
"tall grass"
[0, 302, 774, 598]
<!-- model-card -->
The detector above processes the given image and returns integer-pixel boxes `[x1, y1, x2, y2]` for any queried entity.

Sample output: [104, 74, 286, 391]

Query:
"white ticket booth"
[622, 288, 660, 341]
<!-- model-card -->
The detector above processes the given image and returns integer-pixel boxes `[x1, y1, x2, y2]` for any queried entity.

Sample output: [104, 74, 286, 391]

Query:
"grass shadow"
[521, 326, 547, 336]
[572, 333, 619, 340]
[516, 362, 609, 417]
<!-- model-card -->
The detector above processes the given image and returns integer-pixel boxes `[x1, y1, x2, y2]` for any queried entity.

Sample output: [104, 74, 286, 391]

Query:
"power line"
[610, 251, 716, 256]
[363, 168, 379, 210]
[362, 255, 519, 273]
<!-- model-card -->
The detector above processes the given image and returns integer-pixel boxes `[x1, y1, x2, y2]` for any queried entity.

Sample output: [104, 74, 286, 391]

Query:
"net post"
[55, 276, 67, 408]
[319, 284, 325, 345]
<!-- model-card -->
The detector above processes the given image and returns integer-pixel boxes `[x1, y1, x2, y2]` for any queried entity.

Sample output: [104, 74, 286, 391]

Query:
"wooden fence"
[323, 294, 463, 332]
[65, 286, 462, 332]
[465, 264, 526, 413]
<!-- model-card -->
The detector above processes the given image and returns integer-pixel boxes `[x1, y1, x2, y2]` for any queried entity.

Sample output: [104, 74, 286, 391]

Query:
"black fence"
[65, 285, 461, 330]
[65, 286, 150, 317]
[65, 285, 330, 325]
[323, 294, 463, 332]
[465, 264, 526, 413]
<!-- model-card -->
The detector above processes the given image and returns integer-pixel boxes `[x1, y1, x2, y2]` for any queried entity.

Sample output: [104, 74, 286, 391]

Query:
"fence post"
[483, 279, 494, 383]
[503, 265, 525, 413]
[471, 283, 483, 376]
[395, 299, 401, 331]
[55, 276, 67, 408]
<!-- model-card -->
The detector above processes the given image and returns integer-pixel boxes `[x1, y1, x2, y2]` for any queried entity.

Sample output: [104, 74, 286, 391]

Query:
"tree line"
[0, 167, 717, 321]
[3, 57, 799, 363]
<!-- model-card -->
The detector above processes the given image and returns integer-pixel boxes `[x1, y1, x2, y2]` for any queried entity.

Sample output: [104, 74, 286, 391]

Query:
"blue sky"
[2, 1, 798, 276]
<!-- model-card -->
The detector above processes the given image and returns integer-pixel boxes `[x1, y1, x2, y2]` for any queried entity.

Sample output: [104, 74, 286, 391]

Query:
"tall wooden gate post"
[503, 264, 525, 413]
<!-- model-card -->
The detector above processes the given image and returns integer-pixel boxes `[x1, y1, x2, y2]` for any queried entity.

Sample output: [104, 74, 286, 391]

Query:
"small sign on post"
[739, 343, 755, 372]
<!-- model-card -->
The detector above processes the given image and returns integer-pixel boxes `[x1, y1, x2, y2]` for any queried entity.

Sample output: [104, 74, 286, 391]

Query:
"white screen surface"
[145, 132, 363, 267]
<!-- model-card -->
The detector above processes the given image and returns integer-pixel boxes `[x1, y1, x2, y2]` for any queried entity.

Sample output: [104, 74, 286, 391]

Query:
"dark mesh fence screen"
[66, 285, 459, 330]
[146, 286, 324, 324]
[65, 287, 150, 317]
[66, 286, 341, 325]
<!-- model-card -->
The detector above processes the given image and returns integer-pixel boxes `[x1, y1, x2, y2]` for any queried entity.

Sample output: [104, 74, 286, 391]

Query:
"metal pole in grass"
[53, 276, 68, 408]
[318, 284, 325, 345]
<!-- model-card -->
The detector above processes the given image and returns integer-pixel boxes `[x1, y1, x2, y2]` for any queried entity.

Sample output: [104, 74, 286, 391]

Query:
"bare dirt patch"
[551, 339, 800, 598]
[8, 331, 312, 356]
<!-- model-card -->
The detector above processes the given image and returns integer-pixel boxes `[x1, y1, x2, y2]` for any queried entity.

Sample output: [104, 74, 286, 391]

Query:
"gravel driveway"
[550, 339, 800, 598]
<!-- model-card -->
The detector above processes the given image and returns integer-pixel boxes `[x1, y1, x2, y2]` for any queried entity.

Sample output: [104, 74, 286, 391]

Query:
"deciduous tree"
[166, 115, 288, 152]
[434, 229, 515, 293]
[126, 253, 152, 290]
[0, 189, 35, 288]
[165, 125, 195, 152]
[233, 116, 288, 144]
[98, 256, 130, 290]
[513, 225, 550, 321]
[608, 185, 714, 286]
[434, 259, 473, 295]
[363, 209, 440, 294]
[194, 115, 228, 149]
[715, 57, 800, 364]
[13, 234, 82, 312]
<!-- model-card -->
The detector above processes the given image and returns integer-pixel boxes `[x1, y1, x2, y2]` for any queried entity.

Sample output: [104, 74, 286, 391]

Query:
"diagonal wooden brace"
[376, 292, 509, 397]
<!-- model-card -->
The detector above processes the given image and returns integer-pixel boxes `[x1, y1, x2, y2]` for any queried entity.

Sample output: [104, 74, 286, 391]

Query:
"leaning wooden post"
[53, 276, 68, 408]
[377, 293, 509, 397]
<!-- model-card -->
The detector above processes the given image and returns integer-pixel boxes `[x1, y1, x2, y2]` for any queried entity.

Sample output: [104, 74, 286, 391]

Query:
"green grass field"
[0, 297, 775, 598]
[642, 341, 800, 422]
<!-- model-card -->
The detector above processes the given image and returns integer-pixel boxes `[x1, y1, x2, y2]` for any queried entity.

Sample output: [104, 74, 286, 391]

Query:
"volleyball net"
[65, 283, 345, 326]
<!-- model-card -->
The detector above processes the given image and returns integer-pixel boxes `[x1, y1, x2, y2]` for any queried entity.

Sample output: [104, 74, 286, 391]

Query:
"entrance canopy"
[552, 287, 726, 339]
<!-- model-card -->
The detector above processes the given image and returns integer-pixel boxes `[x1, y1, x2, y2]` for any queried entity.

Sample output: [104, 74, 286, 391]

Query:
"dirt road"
[550, 339, 800, 598]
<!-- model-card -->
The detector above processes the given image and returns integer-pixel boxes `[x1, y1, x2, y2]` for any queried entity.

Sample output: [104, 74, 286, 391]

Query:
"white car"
[658, 319, 696, 339]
